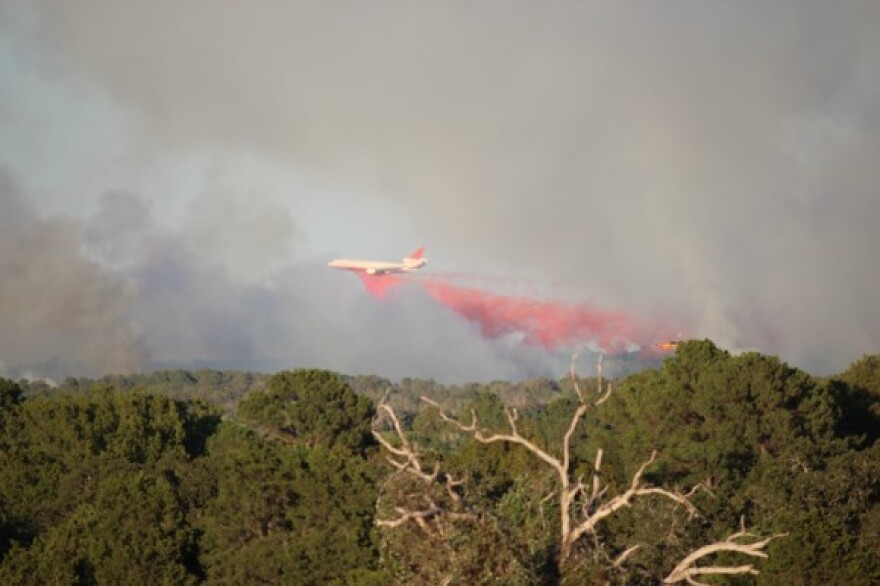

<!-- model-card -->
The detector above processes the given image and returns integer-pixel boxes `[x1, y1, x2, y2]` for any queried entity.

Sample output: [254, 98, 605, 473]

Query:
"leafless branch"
[373, 394, 471, 531]
[422, 356, 692, 565]
[376, 500, 476, 532]
[613, 545, 641, 569]
[372, 402, 439, 483]
[422, 395, 568, 482]
[567, 450, 699, 554]
[444, 474, 465, 503]
[570, 351, 585, 401]
[590, 448, 604, 505]
[409, 355, 764, 578]
[663, 518, 787, 585]
[376, 504, 444, 530]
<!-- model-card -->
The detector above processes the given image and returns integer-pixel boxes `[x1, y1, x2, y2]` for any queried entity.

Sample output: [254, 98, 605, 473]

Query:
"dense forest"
[1, 340, 878, 584]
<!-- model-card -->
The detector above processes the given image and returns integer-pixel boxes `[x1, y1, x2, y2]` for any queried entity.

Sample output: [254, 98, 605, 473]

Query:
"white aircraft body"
[328, 247, 427, 275]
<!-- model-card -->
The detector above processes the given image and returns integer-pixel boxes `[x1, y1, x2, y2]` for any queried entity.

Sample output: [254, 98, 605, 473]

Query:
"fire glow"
[357, 273, 674, 354]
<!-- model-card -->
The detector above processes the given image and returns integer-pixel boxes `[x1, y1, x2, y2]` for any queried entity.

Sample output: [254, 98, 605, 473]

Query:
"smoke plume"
[1, 179, 572, 382]
[1, 2, 879, 375]
[0, 172, 148, 379]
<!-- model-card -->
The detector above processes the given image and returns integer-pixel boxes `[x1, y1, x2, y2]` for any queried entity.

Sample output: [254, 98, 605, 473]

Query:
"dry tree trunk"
[374, 356, 784, 579]
[422, 354, 699, 563]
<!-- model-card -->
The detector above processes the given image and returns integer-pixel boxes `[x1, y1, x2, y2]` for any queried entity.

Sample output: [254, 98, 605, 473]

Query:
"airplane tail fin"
[402, 246, 427, 269]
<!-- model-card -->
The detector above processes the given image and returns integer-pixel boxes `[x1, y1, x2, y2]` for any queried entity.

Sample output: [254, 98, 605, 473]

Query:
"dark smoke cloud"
[87, 189, 564, 381]
[2, 175, 566, 382]
[0, 171, 148, 380]
[2, 2, 879, 374]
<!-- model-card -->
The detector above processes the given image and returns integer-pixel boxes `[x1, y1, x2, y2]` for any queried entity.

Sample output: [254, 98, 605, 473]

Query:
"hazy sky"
[1, 2, 878, 382]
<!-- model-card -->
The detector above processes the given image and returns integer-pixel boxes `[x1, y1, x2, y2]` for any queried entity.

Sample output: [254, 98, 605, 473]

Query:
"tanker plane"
[328, 247, 427, 275]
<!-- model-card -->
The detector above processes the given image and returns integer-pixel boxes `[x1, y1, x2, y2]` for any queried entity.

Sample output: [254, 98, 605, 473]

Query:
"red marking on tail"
[408, 247, 426, 260]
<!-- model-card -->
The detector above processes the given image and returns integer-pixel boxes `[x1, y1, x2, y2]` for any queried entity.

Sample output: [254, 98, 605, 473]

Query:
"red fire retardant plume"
[354, 272, 671, 353]
[421, 279, 643, 353]
[356, 273, 405, 299]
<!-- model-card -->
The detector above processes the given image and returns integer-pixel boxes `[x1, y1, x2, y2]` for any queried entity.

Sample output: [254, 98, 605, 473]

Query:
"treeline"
[18, 369, 271, 410]
[20, 369, 575, 416]
[0, 341, 878, 584]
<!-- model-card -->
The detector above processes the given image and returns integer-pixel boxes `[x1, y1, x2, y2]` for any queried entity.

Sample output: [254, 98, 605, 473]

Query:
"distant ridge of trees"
[18, 368, 582, 416]
[18, 369, 270, 410]
[0, 340, 877, 584]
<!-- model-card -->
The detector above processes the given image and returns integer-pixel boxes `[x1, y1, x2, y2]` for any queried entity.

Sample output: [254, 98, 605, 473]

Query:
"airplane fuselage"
[327, 259, 425, 275]
[327, 247, 427, 275]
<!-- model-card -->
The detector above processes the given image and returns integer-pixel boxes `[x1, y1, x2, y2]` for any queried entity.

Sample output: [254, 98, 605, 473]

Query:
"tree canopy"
[0, 347, 877, 583]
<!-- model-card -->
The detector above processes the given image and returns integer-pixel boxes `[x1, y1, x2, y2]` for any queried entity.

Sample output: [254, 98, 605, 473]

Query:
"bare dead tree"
[664, 518, 787, 585]
[422, 354, 699, 563]
[372, 392, 474, 533]
[373, 358, 784, 581]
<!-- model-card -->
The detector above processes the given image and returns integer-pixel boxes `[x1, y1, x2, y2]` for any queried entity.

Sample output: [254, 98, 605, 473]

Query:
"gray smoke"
[1, 174, 559, 381]
[86, 190, 557, 381]
[0, 172, 148, 379]
[2, 2, 879, 375]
